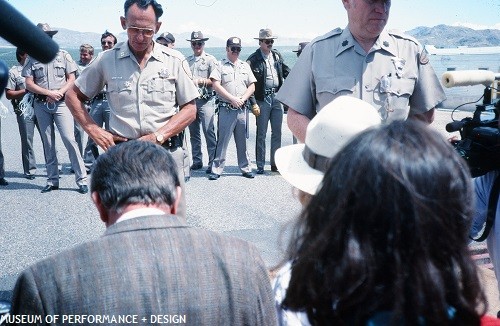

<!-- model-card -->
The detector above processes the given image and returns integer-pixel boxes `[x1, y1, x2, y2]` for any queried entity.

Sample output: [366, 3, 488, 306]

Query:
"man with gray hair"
[9, 141, 277, 324]
[66, 0, 198, 217]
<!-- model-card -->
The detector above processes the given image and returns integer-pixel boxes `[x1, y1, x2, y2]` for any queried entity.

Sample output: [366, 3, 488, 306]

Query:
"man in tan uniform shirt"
[65, 0, 198, 218]
[277, 0, 446, 143]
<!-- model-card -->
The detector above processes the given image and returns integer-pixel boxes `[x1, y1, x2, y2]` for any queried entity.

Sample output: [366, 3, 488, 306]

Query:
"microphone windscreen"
[0, 0, 59, 63]
[442, 70, 495, 88]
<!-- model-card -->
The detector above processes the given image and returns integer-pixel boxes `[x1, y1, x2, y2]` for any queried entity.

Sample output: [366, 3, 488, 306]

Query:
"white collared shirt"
[115, 207, 166, 224]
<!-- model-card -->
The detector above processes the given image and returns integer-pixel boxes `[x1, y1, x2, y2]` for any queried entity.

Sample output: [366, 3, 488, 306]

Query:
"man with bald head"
[277, 0, 446, 143]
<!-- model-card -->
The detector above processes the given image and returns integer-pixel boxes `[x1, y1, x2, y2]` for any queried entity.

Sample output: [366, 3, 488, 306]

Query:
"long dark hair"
[283, 120, 486, 325]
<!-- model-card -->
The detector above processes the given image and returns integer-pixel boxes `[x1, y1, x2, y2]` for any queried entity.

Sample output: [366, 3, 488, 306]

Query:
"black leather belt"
[265, 87, 277, 96]
[218, 101, 246, 110]
[93, 92, 107, 101]
[162, 132, 184, 149]
[114, 131, 184, 149]
[34, 94, 65, 102]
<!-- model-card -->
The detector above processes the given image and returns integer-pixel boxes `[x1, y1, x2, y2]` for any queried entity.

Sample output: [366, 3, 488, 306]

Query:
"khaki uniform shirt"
[276, 27, 446, 122]
[210, 58, 256, 99]
[75, 41, 199, 139]
[6, 65, 26, 112]
[186, 51, 218, 93]
[7, 65, 25, 91]
[260, 50, 279, 89]
[22, 50, 77, 90]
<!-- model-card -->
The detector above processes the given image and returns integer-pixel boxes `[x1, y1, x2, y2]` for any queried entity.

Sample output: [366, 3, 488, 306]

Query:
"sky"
[4, 0, 500, 42]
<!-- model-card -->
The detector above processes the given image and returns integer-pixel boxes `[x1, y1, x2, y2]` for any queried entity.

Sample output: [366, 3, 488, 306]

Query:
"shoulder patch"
[419, 49, 430, 65]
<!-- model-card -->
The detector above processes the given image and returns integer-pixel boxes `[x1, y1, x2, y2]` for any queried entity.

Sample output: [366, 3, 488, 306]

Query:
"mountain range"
[1, 25, 500, 49]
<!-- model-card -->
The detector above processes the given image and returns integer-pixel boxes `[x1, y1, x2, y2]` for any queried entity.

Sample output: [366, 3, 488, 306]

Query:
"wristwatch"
[154, 131, 164, 144]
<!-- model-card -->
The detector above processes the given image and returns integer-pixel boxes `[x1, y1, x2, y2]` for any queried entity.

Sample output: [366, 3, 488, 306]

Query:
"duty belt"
[114, 131, 184, 149]
[34, 94, 65, 102]
[162, 132, 184, 149]
[199, 90, 216, 101]
[93, 92, 107, 101]
[218, 101, 246, 110]
[265, 87, 277, 96]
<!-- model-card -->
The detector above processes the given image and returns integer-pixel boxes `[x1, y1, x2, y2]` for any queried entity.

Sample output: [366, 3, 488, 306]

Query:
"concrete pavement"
[0, 97, 498, 315]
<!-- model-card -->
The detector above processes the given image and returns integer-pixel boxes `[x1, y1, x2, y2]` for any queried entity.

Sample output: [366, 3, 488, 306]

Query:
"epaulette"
[311, 27, 343, 44]
[387, 29, 420, 45]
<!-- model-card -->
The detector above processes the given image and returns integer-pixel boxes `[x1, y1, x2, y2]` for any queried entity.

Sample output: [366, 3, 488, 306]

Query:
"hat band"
[302, 146, 331, 173]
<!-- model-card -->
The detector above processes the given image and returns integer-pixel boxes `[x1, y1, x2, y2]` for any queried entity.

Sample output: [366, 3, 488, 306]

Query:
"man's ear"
[170, 186, 182, 215]
[120, 16, 127, 30]
[155, 21, 162, 33]
[92, 192, 109, 224]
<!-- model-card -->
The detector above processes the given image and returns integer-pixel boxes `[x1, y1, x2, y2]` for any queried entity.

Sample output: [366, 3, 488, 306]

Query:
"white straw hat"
[275, 96, 381, 195]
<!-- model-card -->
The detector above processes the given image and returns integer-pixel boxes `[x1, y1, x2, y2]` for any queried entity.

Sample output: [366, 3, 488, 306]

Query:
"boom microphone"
[445, 120, 467, 133]
[0, 0, 58, 63]
[441, 70, 500, 88]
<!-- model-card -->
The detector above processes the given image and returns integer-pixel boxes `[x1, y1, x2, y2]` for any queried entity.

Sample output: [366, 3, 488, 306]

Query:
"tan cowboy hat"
[37, 23, 58, 36]
[254, 28, 277, 40]
[186, 31, 209, 42]
[275, 96, 381, 195]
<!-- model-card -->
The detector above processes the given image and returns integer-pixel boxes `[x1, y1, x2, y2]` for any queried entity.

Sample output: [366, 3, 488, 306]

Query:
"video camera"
[443, 70, 500, 177]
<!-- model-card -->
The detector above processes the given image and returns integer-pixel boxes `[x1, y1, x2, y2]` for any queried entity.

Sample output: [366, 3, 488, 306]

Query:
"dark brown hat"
[37, 23, 58, 36]
[226, 37, 242, 47]
[186, 31, 209, 42]
[157, 32, 175, 44]
[292, 42, 310, 53]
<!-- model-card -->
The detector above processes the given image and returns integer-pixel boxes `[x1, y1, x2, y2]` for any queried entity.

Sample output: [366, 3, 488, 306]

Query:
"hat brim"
[275, 144, 324, 195]
[187, 38, 209, 42]
[45, 31, 58, 36]
[254, 37, 277, 40]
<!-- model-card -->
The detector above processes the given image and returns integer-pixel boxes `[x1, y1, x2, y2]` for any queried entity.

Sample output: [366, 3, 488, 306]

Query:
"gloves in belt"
[251, 104, 261, 117]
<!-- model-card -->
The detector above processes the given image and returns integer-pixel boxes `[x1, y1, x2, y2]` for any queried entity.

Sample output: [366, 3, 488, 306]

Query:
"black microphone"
[0, 0, 58, 63]
[0, 60, 8, 98]
[445, 120, 467, 133]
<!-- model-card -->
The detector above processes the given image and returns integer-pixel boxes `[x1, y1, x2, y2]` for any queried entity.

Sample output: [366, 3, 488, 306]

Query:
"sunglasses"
[127, 26, 155, 38]
[230, 47, 241, 53]
[191, 41, 204, 47]
[261, 39, 274, 45]
[101, 41, 114, 46]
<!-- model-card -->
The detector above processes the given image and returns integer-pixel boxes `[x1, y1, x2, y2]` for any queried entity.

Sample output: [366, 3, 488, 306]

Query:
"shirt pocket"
[196, 64, 210, 78]
[107, 79, 133, 111]
[221, 71, 234, 86]
[377, 77, 415, 121]
[32, 63, 45, 79]
[145, 77, 176, 110]
[316, 76, 356, 96]
[53, 62, 66, 78]
[316, 76, 356, 106]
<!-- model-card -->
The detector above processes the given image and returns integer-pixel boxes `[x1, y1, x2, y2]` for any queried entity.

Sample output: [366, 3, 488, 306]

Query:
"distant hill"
[1, 25, 500, 49]
[406, 24, 500, 47]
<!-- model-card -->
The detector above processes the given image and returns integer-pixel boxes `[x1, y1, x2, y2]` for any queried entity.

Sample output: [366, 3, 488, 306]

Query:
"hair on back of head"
[283, 120, 485, 325]
[91, 141, 180, 214]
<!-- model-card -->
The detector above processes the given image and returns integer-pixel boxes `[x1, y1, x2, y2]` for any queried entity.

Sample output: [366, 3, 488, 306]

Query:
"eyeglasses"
[127, 26, 155, 38]
[101, 41, 114, 46]
[191, 41, 204, 47]
[230, 47, 241, 53]
[261, 39, 274, 45]
[364, 0, 391, 10]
